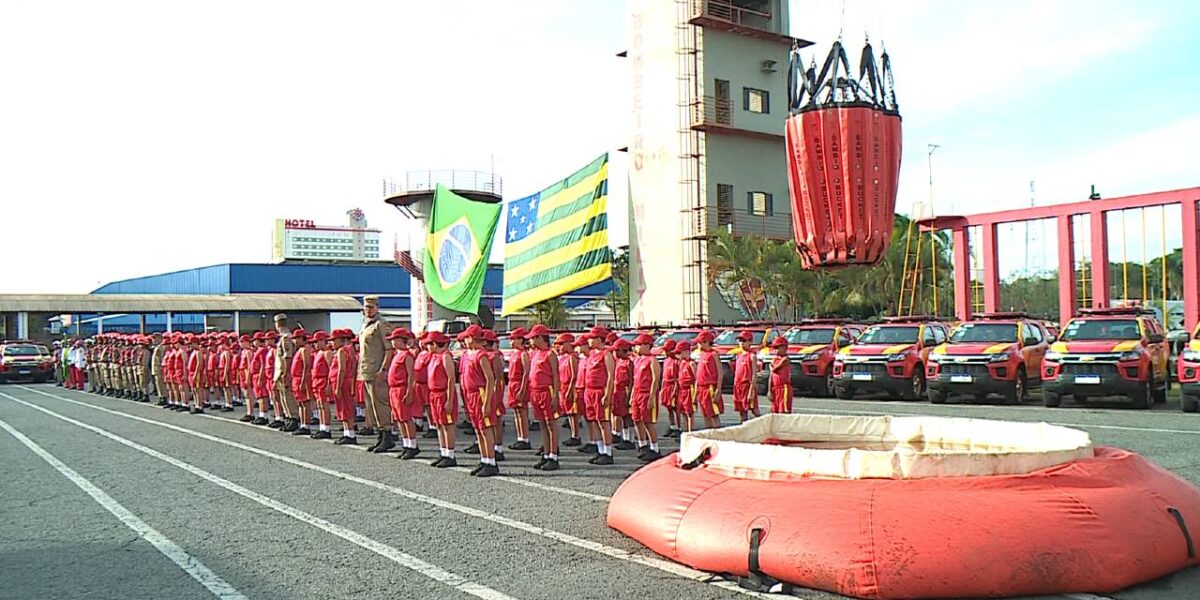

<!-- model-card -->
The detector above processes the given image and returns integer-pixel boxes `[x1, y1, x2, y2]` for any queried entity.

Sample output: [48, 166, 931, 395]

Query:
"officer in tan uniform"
[151, 332, 167, 404]
[358, 296, 396, 453]
[273, 314, 302, 432]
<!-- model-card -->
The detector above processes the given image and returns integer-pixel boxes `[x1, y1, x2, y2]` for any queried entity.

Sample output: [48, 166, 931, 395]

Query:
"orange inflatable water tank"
[786, 40, 902, 269]
[608, 415, 1200, 599]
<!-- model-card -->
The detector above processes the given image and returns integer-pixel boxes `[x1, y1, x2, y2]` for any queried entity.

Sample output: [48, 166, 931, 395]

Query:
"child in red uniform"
[610, 339, 636, 450]
[582, 327, 616, 465]
[504, 328, 531, 451]
[675, 341, 696, 433]
[731, 331, 760, 423]
[289, 329, 312, 436]
[308, 331, 333, 439]
[769, 336, 793, 414]
[264, 331, 284, 429]
[525, 324, 562, 470]
[659, 340, 680, 438]
[630, 333, 662, 461]
[571, 338, 589, 449]
[249, 333, 270, 424]
[386, 328, 420, 459]
[331, 329, 358, 444]
[553, 333, 581, 447]
[426, 332, 459, 467]
[694, 331, 724, 430]
[238, 335, 256, 422]
[413, 334, 435, 440]
[481, 330, 507, 462]
[205, 341, 219, 408]
[459, 326, 500, 476]
[185, 336, 204, 414]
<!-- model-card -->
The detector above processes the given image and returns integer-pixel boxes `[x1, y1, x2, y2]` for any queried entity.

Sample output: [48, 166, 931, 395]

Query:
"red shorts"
[428, 389, 457, 425]
[611, 387, 630, 418]
[413, 384, 428, 411]
[493, 387, 506, 418]
[355, 381, 365, 406]
[659, 383, 677, 409]
[732, 381, 754, 412]
[559, 385, 580, 415]
[697, 384, 722, 418]
[291, 376, 305, 399]
[464, 387, 493, 430]
[333, 388, 356, 423]
[631, 390, 657, 423]
[676, 384, 695, 415]
[771, 384, 793, 414]
[529, 388, 558, 422]
[583, 388, 608, 422]
[506, 382, 526, 408]
[225, 369, 236, 388]
[312, 378, 328, 403]
[389, 387, 416, 422]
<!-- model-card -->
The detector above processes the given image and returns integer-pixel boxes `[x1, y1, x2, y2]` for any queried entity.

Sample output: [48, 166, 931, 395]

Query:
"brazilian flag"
[425, 185, 501, 314]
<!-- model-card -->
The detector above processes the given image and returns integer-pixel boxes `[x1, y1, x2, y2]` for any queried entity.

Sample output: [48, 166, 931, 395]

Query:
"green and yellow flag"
[502, 154, 612, 315]
[425, 185, 501, 314]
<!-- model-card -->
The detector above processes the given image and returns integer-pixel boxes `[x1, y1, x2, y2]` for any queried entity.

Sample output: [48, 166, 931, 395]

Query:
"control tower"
[384, 170, 503, 332]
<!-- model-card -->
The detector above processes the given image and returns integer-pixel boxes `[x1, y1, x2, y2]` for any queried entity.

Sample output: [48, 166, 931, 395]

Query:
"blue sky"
[1, 0, 1197, 292]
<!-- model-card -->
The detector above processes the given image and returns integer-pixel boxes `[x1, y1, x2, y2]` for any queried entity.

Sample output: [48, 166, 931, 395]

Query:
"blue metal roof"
[93, 262, 613, 310]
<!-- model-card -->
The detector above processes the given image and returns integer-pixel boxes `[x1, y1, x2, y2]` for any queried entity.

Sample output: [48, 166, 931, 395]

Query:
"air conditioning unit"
[760, 59, 777, 72]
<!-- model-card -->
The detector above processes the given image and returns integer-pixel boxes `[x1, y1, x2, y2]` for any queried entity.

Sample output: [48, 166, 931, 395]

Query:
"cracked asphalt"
[1, 383, 1198, 600]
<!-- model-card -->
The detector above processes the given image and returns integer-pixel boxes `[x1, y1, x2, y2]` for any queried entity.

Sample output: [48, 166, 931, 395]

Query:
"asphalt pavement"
[1, 383, 1197, 600]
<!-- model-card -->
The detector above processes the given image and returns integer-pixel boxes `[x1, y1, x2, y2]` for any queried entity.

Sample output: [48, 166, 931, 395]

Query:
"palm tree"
[531, 298, 570, 329]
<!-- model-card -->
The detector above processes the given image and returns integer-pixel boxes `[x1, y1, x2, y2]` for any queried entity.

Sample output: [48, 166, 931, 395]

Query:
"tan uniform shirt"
[357, 317, 392, 380]
[274, 332, 296, 384]
[151, 343, 166, 377]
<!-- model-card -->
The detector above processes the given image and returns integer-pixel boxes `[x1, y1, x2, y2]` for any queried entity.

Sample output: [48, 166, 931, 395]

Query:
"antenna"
[927, 144, 940, 214]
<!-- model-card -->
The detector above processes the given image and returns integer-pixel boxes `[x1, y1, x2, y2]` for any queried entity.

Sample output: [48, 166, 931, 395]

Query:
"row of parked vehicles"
[593, 306, 1199, 412]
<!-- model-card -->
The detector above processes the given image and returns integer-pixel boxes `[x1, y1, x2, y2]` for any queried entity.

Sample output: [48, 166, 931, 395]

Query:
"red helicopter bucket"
[786, 40, 902, 268]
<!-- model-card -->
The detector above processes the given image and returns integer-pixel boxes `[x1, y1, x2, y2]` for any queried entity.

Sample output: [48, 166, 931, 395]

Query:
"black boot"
[366, 430, 384, 452]
[281, 419, 299, 433]
[372, 431, 396, 453]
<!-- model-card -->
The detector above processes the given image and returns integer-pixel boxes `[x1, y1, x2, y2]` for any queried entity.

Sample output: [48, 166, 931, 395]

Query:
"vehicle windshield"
[785, 328, 835, 344]
[1061, 319, 1142, 341]
[950, 323, 1018, 343]
[3, 345, 45, 356]
[714, 329, 764, 345]
[617, 331, 641, 342]
[857, 325, 919, 345]
[498, 339, 514, 350]
[655, 331, 702, 346]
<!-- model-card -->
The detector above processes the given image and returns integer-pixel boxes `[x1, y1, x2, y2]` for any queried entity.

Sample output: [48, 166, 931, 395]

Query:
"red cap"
[695, 330, 715, 344]
[508, 327, 529, 339]
[771, 336, 789, 348]
[292, 328, 308, 339]
[736, 330, 754, 342]
[264, 331, 279, 340]
[427, 331, 450, 345]
[310, 330, 330, 341]
[553, 332, 574, 344]
[614, 339, 633, 351]
[675, 341, 692, 353]
[238, 334, 251, 343]
[252, 332, 265, 341]
[604, 333, 619, 344]
[332, 329, 352, 340]
[589, 325, 610, 338]
[464, 324, 484, 339]
[633, 333, 655, 346]
[481, 329, 498, 342]
[527, 324, 551, 339]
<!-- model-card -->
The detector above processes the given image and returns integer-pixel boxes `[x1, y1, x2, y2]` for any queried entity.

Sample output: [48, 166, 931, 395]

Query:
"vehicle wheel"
[757, 381, 768, 396]
[1043, 390, 1062, 408]
[928, 389, 948, 404]
[904, 369, 926, 401]
[815, 371, 833, 397]
[1131, 377, 1153, 410]
[1004, 367, 1027, 405]
[834, 385, 853, 400]
[1184, 394, 1199, 413]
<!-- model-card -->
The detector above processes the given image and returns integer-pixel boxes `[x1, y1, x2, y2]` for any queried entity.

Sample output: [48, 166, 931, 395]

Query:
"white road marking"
[40, 386, 614, 503]
[14, 386, 778, 599]
[0, 416, 247, 600]
[0, 392, 519, 600]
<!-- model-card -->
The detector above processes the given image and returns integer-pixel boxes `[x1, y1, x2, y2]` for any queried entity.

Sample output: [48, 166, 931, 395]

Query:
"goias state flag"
[502, 154, 612, 315]
[425, 184, 501, 314]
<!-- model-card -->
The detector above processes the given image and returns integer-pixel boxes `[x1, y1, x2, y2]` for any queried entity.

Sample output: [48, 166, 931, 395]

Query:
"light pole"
[927, 143, 940, 215]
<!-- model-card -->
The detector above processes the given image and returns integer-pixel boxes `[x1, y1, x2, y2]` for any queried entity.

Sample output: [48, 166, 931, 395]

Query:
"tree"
[531, 298, 570, 329]
[605, 247, 631, 326]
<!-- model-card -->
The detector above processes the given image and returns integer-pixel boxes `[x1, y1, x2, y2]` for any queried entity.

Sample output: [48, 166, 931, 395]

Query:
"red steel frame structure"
[919, 187, 1200, 330]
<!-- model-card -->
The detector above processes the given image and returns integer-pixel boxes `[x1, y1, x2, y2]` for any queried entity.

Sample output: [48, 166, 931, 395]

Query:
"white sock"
[439, 447, 447, 457]
[356, 407, 364, 417]
[623, 428, 633, 439]
[320, 424, 330, 432]
[598, 442, 608, 454]
[258, 411, 266, 418]
[611, 429, 620, 437]
[518, 437, 528, 443]
[446, 449, 455, 458]
[484, 457, 496, 466]
[650, 443, 659, 451]
[548, 453, 558, 460]
[493, 444, 503, 453]
[345, 430, 356, 438]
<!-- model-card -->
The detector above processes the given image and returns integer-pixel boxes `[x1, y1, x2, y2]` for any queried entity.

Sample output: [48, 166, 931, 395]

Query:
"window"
[748, 191, 773, 216]
[743, 87, 769, 114]
[932, 326, 947, 344]
[714, 79, 732, 125]
[922, 327, 937, 346]
[716, 184, 734, 227]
